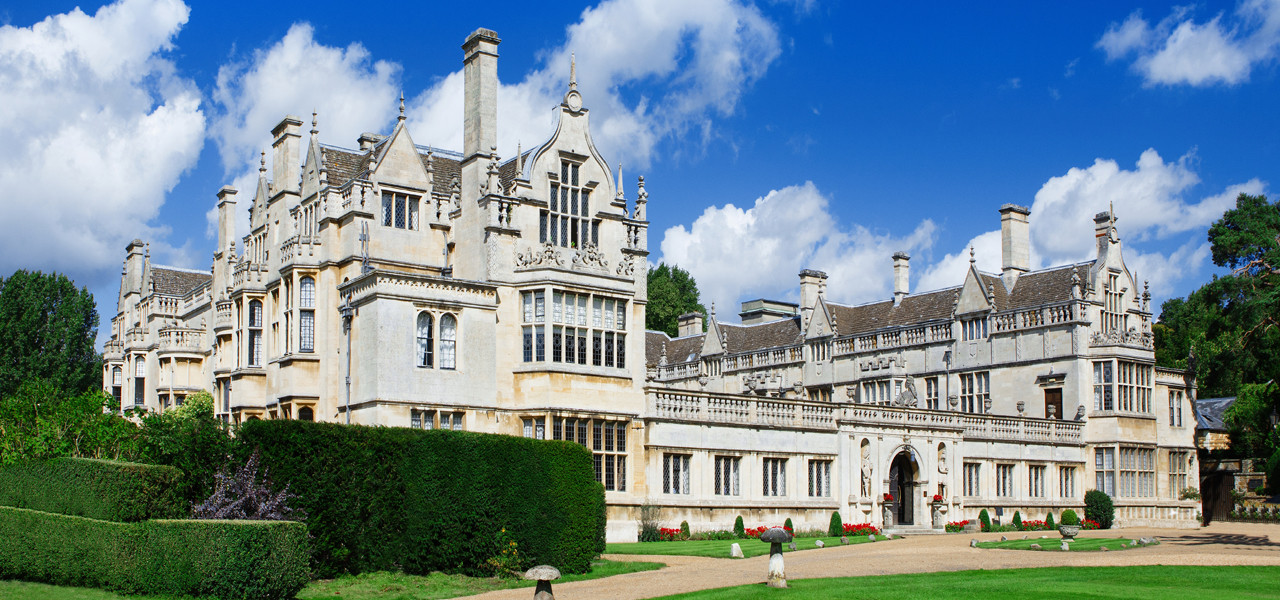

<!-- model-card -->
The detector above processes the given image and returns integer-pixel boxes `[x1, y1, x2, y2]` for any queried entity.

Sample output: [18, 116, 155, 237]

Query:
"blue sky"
[1, 0, 1277, 346]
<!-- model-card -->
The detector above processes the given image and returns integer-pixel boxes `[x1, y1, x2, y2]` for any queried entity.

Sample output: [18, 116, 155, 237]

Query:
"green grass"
[977, 536, 1150, 551]
[606, 535, 887, 558]
[0, 559, 664, 600]
[651, 565, 1280, 599]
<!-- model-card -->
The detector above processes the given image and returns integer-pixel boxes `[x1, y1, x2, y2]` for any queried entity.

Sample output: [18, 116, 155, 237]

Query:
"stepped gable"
[645, 330, 706, 367]
[1004, 262, 1093, 309]
[720, 317, 803, 354]
[151, 266, 210, 297]
[829, 288, 958, 336]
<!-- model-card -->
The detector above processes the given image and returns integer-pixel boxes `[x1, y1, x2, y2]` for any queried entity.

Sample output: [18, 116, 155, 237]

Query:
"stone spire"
[570, 52, 577, 90]
[635, 175, 648, 220]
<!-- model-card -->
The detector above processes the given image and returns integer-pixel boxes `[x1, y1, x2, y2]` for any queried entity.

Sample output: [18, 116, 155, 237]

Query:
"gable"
[954, 267, 992, 316]
[806, 298, 835, 338]
[371, 123, 431, 189]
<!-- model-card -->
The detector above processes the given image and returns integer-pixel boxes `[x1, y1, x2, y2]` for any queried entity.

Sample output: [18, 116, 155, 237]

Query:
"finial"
[617, 163, 624, 199]
[398, 91, 405, 121]
[710, 302, 716, 319]
[311, 110, 318, 136]
[517, 141, 524, 174]
[969, 246, 976, 265]
[259, 150, 266, 173]
[570, 52, 577, 90]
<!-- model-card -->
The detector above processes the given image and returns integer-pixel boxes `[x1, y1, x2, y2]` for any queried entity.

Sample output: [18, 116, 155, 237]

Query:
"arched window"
[416, 312, 434, 368]
[132, 356, 145, 406]
[248, 300, 263, 366]
[440, 314, 457, 370]
[298, 406, 314, 421]
[299, 277, 315, 352]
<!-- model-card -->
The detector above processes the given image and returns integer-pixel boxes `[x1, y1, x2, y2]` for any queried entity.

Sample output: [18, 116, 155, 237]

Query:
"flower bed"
[945, 520, 969, 533]
[841, 523, 880, 536]
[1019, 519, 1048, 531]
[1081, 519, 1101, 530]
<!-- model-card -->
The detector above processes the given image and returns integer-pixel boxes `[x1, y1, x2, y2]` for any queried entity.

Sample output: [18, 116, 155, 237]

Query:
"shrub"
[486, 527, 522, 578]
[135, 394, 233, 507]
[1180, 487, 1202, 501]
[784, 517, 794, 531]
[680, 520, 691, 539]
[978, 509, 991, 532]
[639, 504, 662, 542]
[829, 511, 843, 537]
[1060, 509, 1080, 526]
[0, 458, 184, 522]
[945, 520, 969, 533]
[1081, 518, 1101, 530]
[1045, 512, 1056, 530]
[734, 515, 745, 538]
[1084, 490, 1115, 529]
[192, 450, 304, 521]
[1012, 511, 1022, 530]
[237, 419, 605, 577]
[0, 506, 308, 600]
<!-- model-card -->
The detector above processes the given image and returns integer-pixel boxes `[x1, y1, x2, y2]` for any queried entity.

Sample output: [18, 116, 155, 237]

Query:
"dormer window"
[542, 160, 598, 249]
[382, 191, 420, 230]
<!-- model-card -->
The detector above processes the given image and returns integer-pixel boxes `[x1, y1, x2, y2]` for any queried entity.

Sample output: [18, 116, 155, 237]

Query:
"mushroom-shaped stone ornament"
[524, 565, 561, 600]
[760, 526, 794, 588]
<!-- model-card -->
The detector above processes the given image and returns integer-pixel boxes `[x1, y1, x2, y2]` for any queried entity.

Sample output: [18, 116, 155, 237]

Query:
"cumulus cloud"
[208, 23, 401, 238]
[1098, 0, 1280, 86]
[660, 182, 937, 318]
[0, 0, 204, 287]
[407, 0, 781, 169]
[914, 149, 1265, 311]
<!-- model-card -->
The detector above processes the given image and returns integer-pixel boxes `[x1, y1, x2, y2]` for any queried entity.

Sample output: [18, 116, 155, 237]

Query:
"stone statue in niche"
[893, 378, 918, 408]
[860, 442, 873, 498]
[937, 445, 948, 474]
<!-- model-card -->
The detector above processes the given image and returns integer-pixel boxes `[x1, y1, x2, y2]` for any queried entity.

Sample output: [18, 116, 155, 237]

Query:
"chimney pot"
[999, 204, 1031, 289]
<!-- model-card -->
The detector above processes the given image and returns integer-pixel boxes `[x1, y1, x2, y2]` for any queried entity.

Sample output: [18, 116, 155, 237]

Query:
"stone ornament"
[759, 527, 794, 589]
[524, 565, 560, 600]
[572, 244, 608, 270]
[516, 243, 564, 268]
[730, 543, 744, 558]
[615, 254, 635, 277]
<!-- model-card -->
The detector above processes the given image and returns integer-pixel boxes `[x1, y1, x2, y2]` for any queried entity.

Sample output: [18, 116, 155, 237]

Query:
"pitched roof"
[828, 289, 958, 336]
[720, 318, 803, 353]
[151, 266, 210, 297]
[1004, 263, 1092, 310]
[645, 330, 704, 366]
[321, 146, 366, 185]
[1195, 397, 1235, 432]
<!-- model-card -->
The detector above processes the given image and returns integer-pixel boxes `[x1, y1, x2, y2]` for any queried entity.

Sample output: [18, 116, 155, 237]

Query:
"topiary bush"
[784, 517, 794, 531]
[1046, 512, 1056, 530]
[680, 520, 691, 539]
[734, 515, 745, 538]
[1060, 509, 1080, 526]
[978, 509, 991, 532]
[1012, 511, 1022, 530]
[1084, 490, 1115, 529]
[0, 506, 308, 600]
[829, 511, 843, 537]
[238, 419, 605, 577]
[0, 458, 185, 522]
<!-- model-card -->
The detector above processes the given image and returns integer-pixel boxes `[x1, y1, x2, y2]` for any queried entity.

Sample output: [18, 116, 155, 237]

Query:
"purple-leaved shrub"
[192, 450, 305, 521]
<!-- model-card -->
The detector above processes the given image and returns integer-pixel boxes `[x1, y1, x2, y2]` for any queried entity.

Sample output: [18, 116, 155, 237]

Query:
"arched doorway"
[888, 450, 919, 525]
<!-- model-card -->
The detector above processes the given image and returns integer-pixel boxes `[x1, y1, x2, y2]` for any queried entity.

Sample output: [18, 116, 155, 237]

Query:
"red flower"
[841, 523, 881, 536]
[883, 493, 895, 502]
[932, 494, 943, 502]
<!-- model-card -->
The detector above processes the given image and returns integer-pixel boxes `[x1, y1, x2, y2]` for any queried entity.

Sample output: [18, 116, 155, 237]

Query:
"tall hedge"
[0, 506, 308, 600]
[0, 458, 185, 521]
[237, 419, 606, 578]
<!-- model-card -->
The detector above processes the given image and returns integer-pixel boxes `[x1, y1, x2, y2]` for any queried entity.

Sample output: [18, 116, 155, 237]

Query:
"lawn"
[977, 536, 1150, 551]
[606, 534, 887, 558]
[0, 559, 664, 600]
[651, 565, 1280, 599]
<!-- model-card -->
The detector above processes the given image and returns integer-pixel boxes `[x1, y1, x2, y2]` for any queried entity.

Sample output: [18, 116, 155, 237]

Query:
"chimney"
[1094, 210, 1115, 258]
[799, 269, 828, 323]
[892, 252, 910, 305]
[271, 115, 304, 196]
[122, 239, 147, 300]
[677, 312, 704, 337]
[999, 204, 1031, 289]
[357, 132, 381, 152]
[739, 299, 798, 325]
[216, 186, 238, 257]
[462, 28, 501, 163]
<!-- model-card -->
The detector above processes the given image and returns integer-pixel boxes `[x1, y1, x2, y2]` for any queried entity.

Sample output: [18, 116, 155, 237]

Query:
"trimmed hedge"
[238, 419, 606, 578]
[0, 506, 308, 599]
[0, 458, 185, 522]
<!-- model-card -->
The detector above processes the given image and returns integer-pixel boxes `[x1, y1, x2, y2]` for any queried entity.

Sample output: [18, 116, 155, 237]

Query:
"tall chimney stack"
[271, 116, 303, 196]
[799, 269, 828, 323]
[677, 312, 704, 337]
[999, 204, 1030, 289]
[216, 186, 238, 257]
[892, 252, 910, 305]
[462, 28, 501, 163]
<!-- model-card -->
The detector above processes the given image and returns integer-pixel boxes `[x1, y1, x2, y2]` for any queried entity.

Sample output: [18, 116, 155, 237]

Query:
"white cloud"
[915, 230, 1002, 294]
[660, 182, 937, 319]
[407, 0, 781, 169]
[0, 0, 204, 287]
[1098, 1, 1280, 86]
[209, 23, 401, 238]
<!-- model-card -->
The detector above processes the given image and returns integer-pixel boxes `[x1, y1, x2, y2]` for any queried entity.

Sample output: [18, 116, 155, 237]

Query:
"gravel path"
[468, 522, 1280, 600]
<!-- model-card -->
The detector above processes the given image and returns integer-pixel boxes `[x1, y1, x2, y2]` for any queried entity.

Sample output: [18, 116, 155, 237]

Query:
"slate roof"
[321, 146, 366, 184]
[1004, 263, 1092, 310]
[720, 318, 803, 354]
[1195, 397, 1235, 432]
[151, 266, 210, 297]
[319, 143, 530, 199]
[829, 288, 959, 337]
[645, 330, 704, 366]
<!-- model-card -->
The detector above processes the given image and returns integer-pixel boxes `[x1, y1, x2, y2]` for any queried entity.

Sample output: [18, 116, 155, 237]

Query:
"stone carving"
[937, 444, 948, 474]
[572, 244, 608, 270]
[846, 385, 859, 403]
[450, 177, 461, 212]
[616, 254, 635, 277]
[860, 442, 873, 498]
[892, 378, 918, 407]
[515, 243, 563, 268]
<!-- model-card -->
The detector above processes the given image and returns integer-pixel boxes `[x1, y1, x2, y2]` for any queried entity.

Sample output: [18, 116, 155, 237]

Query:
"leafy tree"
[0, 270, 100, 399]
[646, 263, 706, 337]
[0, 379, 138, 466]
[136, 390, 233, 507]
[1156, 193, 1280, 467]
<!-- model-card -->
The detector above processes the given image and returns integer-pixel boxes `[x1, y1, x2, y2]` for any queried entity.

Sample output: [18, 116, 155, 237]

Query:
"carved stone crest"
[616, 254, 635, 277]
[572, 244, 608, 270]
[515, 242, 563, 268]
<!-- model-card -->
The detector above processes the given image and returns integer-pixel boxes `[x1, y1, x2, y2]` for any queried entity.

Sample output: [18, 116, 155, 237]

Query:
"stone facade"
[103, 27, 1198, 542]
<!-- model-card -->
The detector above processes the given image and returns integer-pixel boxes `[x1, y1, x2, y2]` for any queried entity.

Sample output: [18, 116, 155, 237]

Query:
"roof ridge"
[153, 264, 209, 275]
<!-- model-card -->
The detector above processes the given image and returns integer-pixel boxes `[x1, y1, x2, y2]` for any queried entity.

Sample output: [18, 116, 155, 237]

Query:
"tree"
[646, 263, 706, 337]
[0, 379, 138, 466]
[0, 270, 100, 399]
[136, 390, 233, 507]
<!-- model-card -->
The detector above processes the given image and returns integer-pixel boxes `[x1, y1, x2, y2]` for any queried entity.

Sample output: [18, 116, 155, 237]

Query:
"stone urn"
[1058, 524, 1080, 541]
[882, 505, 894, 528]
[931, 502, 945, 529]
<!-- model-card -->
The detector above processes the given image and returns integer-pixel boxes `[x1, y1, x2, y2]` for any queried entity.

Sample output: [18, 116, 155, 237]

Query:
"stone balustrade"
[723, 347, 803, 372]
[214, 300, 233, 331]
[280, 235, 321, 266]
[845, 404, 1083, 445]
[648, 389, 836, 429]
[157, 326, 204, 354]
[233, 261, 267, 288]
[103, 340, 124, 361]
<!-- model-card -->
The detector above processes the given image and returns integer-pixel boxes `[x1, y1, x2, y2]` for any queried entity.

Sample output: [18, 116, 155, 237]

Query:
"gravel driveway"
[468, 522, 1280, 600]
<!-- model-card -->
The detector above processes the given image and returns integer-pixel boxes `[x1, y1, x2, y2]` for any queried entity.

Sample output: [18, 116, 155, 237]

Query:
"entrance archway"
[888, 450, 919, 525]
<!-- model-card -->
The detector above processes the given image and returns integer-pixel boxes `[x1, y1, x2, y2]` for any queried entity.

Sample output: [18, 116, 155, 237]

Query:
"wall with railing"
[648, 389, 835, 429]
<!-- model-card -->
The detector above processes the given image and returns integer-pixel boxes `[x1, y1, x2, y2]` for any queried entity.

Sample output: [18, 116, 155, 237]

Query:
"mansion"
[103, 28, 1198, 541]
